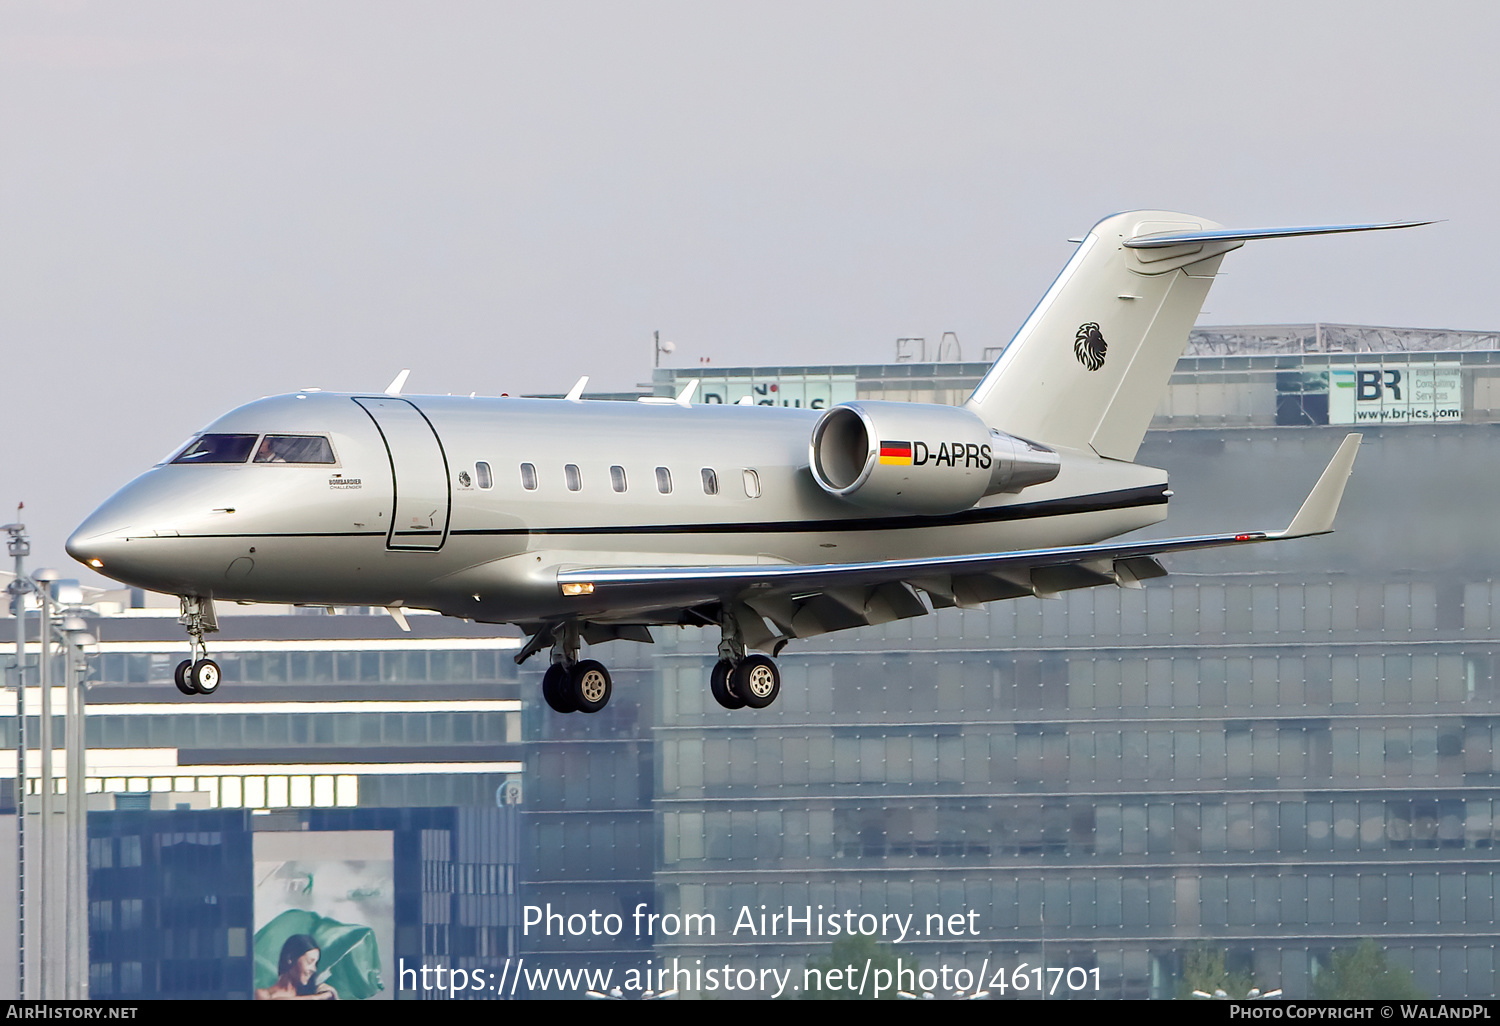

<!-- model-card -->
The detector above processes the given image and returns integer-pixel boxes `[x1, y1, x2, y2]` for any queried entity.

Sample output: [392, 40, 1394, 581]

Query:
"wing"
[553, 434, 1361, 650]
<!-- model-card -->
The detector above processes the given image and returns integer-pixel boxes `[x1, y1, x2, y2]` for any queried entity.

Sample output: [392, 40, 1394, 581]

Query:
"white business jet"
[68, 210, 1425, 713]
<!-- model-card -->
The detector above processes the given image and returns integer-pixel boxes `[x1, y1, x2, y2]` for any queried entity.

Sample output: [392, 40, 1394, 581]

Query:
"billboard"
[252, 831, 395, 1000]
[1328, 361, 1462, 425]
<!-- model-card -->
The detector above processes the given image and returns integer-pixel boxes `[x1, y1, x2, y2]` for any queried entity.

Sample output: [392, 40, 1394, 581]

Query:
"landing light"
[87, 558, 104, 569]
[561, 582, 595, 597]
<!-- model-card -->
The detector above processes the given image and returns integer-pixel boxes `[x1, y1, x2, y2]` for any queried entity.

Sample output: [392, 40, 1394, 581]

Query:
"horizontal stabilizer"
[1124, 220, 1435, 249]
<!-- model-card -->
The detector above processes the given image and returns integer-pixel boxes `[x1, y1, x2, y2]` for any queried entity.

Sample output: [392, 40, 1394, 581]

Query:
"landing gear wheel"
[710, 659, 744, 709]
[174, 660, 197, 696]
[732, 655, 780, 709]
[569, 660, 612, 714]
[542, 664, 577, 713]
[189, 659, 221, 695]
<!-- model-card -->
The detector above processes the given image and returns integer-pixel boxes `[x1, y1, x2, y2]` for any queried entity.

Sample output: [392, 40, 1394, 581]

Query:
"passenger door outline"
[353, 397, 452, 550]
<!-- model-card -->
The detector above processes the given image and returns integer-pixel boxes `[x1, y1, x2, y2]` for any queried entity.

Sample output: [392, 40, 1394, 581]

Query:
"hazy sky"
[3, 1, 1498, 574]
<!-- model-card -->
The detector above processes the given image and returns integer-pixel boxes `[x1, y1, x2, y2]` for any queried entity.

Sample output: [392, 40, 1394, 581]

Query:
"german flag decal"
[879, 440, 913, 465]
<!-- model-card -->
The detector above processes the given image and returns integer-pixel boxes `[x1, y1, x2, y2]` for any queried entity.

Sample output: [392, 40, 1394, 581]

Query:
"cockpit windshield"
[169, 433, 336, 465]
[171, 434, 259, 464]
[254, 435, 335, 464]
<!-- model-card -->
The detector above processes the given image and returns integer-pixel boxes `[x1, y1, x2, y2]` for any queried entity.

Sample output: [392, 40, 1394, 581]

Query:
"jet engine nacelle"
[809, 401, 1060, 514]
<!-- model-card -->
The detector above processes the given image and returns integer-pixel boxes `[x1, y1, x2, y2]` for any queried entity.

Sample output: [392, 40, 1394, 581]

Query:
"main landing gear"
[523, 614, 783, 715]
[174, 596, 222, 697]
[540, 623, 613, 715]
[709, 655, 781, 710]
[709, 614, 781, 711]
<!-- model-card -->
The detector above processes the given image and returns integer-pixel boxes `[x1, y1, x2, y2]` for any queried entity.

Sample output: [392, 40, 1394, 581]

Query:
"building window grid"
[636, 389, 1500, 996]
[61, 486, 1500, 997]
[92, 648, 513, 688]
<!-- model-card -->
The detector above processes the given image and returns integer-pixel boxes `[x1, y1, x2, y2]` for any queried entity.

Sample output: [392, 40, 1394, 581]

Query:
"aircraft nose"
[67, 488, 147, 576]
[66, 520, 131, 573]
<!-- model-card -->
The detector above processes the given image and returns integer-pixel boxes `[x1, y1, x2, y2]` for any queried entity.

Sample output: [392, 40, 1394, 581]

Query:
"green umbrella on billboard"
[254, 909, 385, 1000]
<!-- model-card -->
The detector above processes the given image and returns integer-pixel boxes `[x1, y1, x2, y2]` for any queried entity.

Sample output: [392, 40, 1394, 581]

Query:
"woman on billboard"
[255, 934, 340, 1000]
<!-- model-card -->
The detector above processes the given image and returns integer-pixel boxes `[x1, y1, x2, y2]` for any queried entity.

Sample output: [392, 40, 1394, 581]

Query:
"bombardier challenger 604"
[67, 210, 1424, 713]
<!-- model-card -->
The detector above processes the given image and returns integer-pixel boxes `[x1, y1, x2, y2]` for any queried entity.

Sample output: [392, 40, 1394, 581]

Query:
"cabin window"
[253, 435, 336, 464]
[743, 468, 761, 498]
[475, 462, 493, 489]
[565, 464, 582, 492]
[655, 467, 672, 494]
[701, 468, 719, 495]
[610, 465, 627, 493]
[519, 463, 537, 490]
[171, 434, 259, 464]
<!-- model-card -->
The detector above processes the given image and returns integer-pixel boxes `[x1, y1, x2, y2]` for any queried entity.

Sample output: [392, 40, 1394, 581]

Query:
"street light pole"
[32, 571, 58, 999]
[4, 522, 32, 999]
[60, 621, 92, 1000]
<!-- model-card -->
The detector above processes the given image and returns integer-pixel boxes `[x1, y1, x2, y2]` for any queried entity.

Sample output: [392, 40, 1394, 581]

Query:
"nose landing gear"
[174, 596, 222, 696]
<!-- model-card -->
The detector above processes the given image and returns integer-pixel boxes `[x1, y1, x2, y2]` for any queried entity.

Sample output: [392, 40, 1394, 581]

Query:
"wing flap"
[1114, 556, 1168, 589]
[952, 573, 1032, 607]
[1032, 562, 1115, 597]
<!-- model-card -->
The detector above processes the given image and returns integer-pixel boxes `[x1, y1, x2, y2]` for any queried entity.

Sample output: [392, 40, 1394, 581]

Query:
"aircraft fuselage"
[67, 390, 1169, 624]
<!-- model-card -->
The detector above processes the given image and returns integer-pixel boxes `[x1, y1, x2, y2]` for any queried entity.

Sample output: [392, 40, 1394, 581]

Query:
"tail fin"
[965, 211, 1431, 461]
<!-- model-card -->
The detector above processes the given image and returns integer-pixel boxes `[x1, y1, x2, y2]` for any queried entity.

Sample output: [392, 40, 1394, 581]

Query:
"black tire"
[542, 664, 576, 713]
[174, 660, 197, 696]
[710, 659, 744, 709]
[732, 654, 780, 709]
[569, 660, 612, 714]
[190, 659, 221, 695]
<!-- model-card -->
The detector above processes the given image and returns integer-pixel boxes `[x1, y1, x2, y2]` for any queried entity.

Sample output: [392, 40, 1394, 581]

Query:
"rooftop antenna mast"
[654, 330, 675, 369]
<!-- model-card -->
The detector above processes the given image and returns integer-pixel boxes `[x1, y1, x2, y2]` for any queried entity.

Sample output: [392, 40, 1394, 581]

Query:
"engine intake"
[809, 401, 1059, 514]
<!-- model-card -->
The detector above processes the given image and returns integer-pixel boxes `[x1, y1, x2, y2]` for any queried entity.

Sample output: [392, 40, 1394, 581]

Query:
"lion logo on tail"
[1074, 322, 1107, 371]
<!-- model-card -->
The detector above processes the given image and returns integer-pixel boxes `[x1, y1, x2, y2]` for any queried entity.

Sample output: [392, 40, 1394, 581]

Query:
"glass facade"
[631, 344, 1500, 999]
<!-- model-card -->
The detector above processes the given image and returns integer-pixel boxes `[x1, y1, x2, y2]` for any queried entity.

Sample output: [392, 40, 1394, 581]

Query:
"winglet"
[1279, 433, 1362, 538]
[385, 369, 411, 396]
[564, 376, 589, 402]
